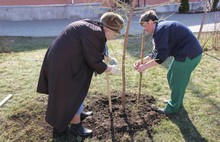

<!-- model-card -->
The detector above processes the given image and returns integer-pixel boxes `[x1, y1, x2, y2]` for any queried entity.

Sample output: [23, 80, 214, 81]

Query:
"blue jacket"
[150, 21, 203, 64]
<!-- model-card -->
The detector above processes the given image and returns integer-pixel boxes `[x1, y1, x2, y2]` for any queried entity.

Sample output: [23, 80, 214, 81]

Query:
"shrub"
[178, 0, 190, 13]
[0, 37, 10, 53]
[211, 0, 219, 11]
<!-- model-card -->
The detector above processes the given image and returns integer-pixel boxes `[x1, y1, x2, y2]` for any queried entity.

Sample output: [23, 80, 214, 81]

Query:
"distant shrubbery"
[178, 0, 189, 13]
[0, 37, 10, 53]
[212, 0, 219, 11]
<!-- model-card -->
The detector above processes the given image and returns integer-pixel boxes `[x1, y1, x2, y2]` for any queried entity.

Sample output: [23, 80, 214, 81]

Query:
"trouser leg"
[165, 55, 202, 114]
[69, 93, 93, 137]
[75, 93, 88, 115]
[167, 58, 174, 88]
[75, 102, 84, 115]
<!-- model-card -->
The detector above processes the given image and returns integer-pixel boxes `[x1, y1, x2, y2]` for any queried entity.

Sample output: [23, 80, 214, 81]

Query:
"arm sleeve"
[81, 33, 107, 74]
[152, 30, 170, 64]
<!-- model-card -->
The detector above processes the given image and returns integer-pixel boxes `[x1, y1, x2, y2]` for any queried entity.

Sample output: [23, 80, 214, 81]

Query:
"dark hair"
[139, 10, 158, 24]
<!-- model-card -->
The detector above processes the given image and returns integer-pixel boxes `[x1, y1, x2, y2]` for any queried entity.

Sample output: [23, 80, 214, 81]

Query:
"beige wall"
[0, 0, 199, 6]
[0, 0, 72, 5]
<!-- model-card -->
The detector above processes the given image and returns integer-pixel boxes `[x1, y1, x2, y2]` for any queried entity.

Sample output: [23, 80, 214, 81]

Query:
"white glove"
[107, 56, 118, 65]
[110, 65, 121, 75]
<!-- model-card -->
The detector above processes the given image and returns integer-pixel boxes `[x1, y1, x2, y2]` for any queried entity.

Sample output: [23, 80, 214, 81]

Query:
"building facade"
[0, 0, 199, 7]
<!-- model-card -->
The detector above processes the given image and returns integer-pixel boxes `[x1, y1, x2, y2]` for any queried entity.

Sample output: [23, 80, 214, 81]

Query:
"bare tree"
[120, 0, 137, 111]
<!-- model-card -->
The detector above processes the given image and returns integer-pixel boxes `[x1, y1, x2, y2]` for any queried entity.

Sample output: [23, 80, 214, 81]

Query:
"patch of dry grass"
[0, 35, 219, 141]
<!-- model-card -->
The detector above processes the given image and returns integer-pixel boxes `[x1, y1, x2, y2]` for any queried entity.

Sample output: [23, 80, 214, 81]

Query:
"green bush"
[0, 37, 10, 53]
[211, 0, 219, 11]
[178, 0, 190, 13]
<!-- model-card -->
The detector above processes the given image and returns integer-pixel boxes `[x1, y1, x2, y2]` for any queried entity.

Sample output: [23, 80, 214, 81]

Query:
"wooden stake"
[104, 56, 112, 113]
[0, 94, 13, 107]
[197, 0, 208, 40]
[137, 30, 146, 104]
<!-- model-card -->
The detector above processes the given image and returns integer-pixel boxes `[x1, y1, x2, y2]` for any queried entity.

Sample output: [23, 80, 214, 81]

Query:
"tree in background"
[178, 0, 190, 13]
[211, 0, 219, 11]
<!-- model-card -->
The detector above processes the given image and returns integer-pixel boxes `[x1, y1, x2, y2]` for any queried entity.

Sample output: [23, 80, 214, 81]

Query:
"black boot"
[68, 122, 93, 138]
[80, 111, 93, 121]
[52, 128, 68, 141]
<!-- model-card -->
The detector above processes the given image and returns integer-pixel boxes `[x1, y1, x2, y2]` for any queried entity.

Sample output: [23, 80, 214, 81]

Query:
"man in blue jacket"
[134, 10, 203, 114]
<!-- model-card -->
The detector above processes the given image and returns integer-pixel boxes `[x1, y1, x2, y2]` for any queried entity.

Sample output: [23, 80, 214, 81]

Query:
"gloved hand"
[109, 65, 121, 75]
[107, 56, 118, 65]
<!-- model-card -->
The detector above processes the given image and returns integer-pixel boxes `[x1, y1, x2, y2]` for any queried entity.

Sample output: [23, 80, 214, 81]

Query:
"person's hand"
[135, 64, 147, 73]
[134, 60, 141, 70]
[109, 65, 121, 75]
[134, 60, 148, 73]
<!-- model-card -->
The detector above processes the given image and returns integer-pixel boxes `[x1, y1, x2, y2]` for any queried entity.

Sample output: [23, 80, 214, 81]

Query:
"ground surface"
[75, 92, 165, 142]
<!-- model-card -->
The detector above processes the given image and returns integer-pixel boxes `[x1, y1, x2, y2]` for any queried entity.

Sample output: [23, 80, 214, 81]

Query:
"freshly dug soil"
[7, 92, 165, 142]
[77, 92, 165, 142]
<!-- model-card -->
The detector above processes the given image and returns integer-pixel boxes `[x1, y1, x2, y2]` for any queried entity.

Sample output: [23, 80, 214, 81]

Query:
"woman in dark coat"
[37, 12, 124, 140]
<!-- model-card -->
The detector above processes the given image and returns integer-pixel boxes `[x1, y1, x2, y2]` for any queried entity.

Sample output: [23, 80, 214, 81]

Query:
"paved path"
[0, 11, 219, 37]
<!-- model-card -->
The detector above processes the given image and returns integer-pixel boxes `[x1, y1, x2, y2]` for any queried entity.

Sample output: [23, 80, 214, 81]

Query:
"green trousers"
[165, 54, 202, 114]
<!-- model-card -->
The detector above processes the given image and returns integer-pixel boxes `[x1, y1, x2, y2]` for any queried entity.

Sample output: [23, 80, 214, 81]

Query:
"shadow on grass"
[109, 112, 116, 142]
[187, 79, 220, 118]
[109, 111, 155, 142]
[168, 107, 208, 142]
[204, 52, 220, 61]
[122, 112, 135, 142]
[109, 112, 135, 142]
[138, 113, 154, 142]
[0, 36, 55, 53]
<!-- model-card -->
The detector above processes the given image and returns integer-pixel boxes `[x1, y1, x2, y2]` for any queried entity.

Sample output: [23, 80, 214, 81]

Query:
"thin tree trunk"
[122, 0, 137, 111]
[198, 0, 208, 40]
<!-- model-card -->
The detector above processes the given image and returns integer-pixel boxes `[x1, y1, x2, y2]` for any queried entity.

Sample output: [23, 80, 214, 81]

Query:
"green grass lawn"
[0, 35, 219, 142]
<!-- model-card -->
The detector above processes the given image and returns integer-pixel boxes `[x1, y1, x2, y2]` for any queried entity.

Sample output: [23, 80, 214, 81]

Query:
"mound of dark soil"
[6, 92, 165, 141]
[78, 92, 165, 142]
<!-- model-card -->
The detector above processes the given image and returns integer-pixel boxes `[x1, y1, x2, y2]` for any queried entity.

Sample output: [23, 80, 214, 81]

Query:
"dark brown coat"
[37, 19, 107, 131]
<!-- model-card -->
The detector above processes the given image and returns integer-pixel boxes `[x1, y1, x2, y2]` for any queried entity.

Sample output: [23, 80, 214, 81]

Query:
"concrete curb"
[134, 1, 220, 15]
[0, 3, 110, 21]
[0, 2, 219, 21]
